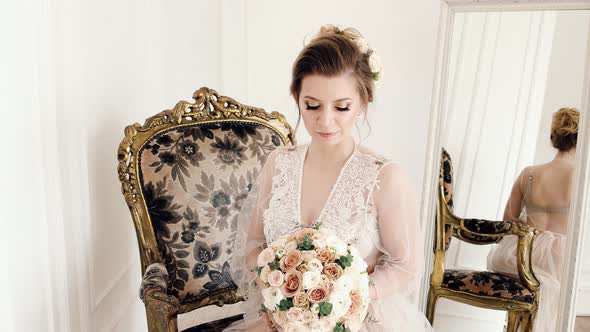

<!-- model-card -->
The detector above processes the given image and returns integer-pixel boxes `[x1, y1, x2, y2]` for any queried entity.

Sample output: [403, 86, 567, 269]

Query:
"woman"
[224, 25, 432, 332]
[487, 107, 579, 332]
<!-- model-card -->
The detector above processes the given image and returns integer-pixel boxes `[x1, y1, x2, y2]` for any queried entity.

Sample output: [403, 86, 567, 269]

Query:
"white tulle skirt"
[486, 231, 565, 332]
[222, 286, 433, 332]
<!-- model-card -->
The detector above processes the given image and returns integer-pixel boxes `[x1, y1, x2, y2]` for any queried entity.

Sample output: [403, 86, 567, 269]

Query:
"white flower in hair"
[353, 37, 369, 54]
[368, 49, 383, 81]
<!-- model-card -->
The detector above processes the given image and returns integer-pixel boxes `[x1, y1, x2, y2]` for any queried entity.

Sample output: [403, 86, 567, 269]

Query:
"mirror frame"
[420, 1, 590, 331]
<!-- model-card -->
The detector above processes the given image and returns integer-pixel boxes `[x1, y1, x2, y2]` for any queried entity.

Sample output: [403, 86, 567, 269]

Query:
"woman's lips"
[318, 132, 337, 138]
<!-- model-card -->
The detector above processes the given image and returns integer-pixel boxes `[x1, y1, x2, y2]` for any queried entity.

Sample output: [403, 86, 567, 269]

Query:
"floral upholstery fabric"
[140, 263, 169, 300]
[442, 269, 535, 304]
[440, 148, 454, 250]
[463, 218, 513, 235]
[138, 121, 283, 303]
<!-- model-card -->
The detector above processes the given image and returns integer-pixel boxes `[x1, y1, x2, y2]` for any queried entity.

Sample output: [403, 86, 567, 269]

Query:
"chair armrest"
[140, 263, 181, 332]
[140, 263, 171, 300]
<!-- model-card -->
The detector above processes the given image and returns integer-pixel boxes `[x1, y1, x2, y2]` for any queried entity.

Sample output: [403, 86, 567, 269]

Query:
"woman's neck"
[553, 148, 576, 165]
[307, 138, 356, 166]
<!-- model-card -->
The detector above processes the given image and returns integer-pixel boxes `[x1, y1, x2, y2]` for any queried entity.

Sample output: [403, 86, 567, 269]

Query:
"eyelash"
[305, 104, 350, 112]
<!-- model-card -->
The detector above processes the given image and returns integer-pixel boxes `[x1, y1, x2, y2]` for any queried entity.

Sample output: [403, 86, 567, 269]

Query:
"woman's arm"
[368, 162, 422, 300]
[503, 167, 527, 222]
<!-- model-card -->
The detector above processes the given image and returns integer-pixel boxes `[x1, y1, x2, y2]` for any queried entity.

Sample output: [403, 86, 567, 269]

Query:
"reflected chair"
[427, 148, 541, 332]
[117, 87, 296, 331]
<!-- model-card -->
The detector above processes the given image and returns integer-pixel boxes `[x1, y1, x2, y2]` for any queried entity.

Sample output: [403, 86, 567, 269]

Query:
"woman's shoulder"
[356, 144, 395, 167]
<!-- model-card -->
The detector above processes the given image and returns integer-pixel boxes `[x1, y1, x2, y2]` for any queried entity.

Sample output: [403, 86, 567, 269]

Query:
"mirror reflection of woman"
[487, 107, 579, 332]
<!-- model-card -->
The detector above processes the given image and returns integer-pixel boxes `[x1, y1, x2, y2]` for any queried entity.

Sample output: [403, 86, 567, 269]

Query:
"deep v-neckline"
[297, 142, 358, 228]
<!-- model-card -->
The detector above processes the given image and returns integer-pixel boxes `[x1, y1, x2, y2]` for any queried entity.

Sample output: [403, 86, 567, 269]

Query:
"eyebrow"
[302, 96, 352, 102]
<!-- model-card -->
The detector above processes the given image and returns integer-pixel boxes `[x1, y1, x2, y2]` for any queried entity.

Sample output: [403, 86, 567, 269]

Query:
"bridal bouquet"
[255, 227, 370, 332]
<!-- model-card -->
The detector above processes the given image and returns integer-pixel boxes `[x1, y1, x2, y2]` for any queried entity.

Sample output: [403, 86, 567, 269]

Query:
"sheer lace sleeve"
[230, 148, 278, 298]
[368, 162, 424, 300]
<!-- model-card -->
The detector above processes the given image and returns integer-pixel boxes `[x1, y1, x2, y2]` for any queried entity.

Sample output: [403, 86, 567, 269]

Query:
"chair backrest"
[438, 148, 454, 251]
[117, 87, 296, 305]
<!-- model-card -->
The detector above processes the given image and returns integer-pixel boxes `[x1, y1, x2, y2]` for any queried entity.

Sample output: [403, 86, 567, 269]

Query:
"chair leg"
[506, 311, 520, 332]
[522, 309, 537, 332]
[426, 288, 439, 325]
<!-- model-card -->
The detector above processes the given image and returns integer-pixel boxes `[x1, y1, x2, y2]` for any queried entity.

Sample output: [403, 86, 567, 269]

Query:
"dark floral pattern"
[143, 178, 182, 238]
[463, 218, 513, 235]
[138, 121, 283, 303]
[442, 269, 535, 304]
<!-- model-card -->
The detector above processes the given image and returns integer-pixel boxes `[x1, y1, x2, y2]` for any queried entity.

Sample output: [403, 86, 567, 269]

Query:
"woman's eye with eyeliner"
[336, 106, 350, 111]
[306, 104, 320, 110]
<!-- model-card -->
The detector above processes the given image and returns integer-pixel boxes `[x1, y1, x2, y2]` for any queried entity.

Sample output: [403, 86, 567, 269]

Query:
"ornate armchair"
[117, 87, 296, 331]
[427, 148, 541, 332]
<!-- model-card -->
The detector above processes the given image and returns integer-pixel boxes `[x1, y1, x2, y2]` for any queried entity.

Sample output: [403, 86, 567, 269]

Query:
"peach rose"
[294, 228, 315, 241]
[307, 286, 328, 304]
[346, 289, 362, 316]
[267, 270, 285, 287]
[292, 291, 309, 308]
[286, 307, 304, 321]
[323, 263, 343, 279]
[315, 247, 335, 263]
[280, 250, 304, 271]
[281, 270, 302, 297]
[257, 247, 276, 267]
[301, 250, 316, 262]
[283, 321, 306, 332]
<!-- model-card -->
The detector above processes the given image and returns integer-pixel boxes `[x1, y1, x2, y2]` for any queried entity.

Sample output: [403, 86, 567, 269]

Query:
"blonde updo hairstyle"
[290, 25, 377, 135]
[550, 107, 579, 151]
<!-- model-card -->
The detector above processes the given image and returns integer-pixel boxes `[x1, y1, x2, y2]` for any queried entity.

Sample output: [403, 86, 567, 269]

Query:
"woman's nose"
[317, 109, 333, 127]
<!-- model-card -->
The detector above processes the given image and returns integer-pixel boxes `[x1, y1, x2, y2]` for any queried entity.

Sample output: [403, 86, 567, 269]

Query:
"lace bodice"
[262, 143, 391, 243]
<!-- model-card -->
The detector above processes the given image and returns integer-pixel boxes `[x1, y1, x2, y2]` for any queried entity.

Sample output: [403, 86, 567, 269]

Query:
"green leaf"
[318, 301, 333, 316]
[269, 260, 280, 270]
[255, 267, 263, 276]
[297, 233, 315, 251]
[277, 298, 294, 311]
[333, 322, 345, 332]
[259, 304, 267, 313]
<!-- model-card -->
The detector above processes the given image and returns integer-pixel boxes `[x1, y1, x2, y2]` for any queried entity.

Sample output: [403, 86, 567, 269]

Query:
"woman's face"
[298, 73, 365, 146]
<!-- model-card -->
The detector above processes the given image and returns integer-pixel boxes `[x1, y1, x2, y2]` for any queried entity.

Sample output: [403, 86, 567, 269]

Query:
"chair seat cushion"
[181, 313, 244, 332]
[442, 269, 535, 304]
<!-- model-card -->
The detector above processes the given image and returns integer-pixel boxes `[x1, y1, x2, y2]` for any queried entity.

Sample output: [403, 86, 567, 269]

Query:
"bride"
[487, 107, 579, 332]
[224, 25, 432, 331]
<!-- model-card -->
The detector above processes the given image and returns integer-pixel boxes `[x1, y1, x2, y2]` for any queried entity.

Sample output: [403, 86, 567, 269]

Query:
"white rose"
[353, 37, 369, 54]
[286, 307, 304, 321]
[328, 292, 352, 319]
[324, 235, 347, 257]
[270, 237, 287, 250]
[261, 287, 284, 312]
[368, 50, 382, 78]
[302, 270, 321, 289]
[260, 265, 271, 283]
[257, 247, 276, 267]
[310, 303, 320, 314]
[283, 321, 306, 332]
[358, 273, 370, 298]
[334, 274, 354, 293]
[348, 247, 367, 273]
[306, 258, 323, 272]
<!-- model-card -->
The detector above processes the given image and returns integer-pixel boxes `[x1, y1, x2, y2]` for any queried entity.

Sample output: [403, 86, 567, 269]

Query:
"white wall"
[1, 0, 441, 331]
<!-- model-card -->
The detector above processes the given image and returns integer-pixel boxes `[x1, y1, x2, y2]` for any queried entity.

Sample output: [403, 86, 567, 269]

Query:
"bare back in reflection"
[487, 107, 579, 332]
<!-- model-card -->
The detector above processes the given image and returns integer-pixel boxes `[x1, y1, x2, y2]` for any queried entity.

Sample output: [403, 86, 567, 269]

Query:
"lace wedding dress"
[225, 142, 433, 331]
[487, 171, 568, 332]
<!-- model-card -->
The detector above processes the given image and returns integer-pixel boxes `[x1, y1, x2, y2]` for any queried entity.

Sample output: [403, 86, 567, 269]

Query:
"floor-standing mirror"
[420, 1, 590, 331]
